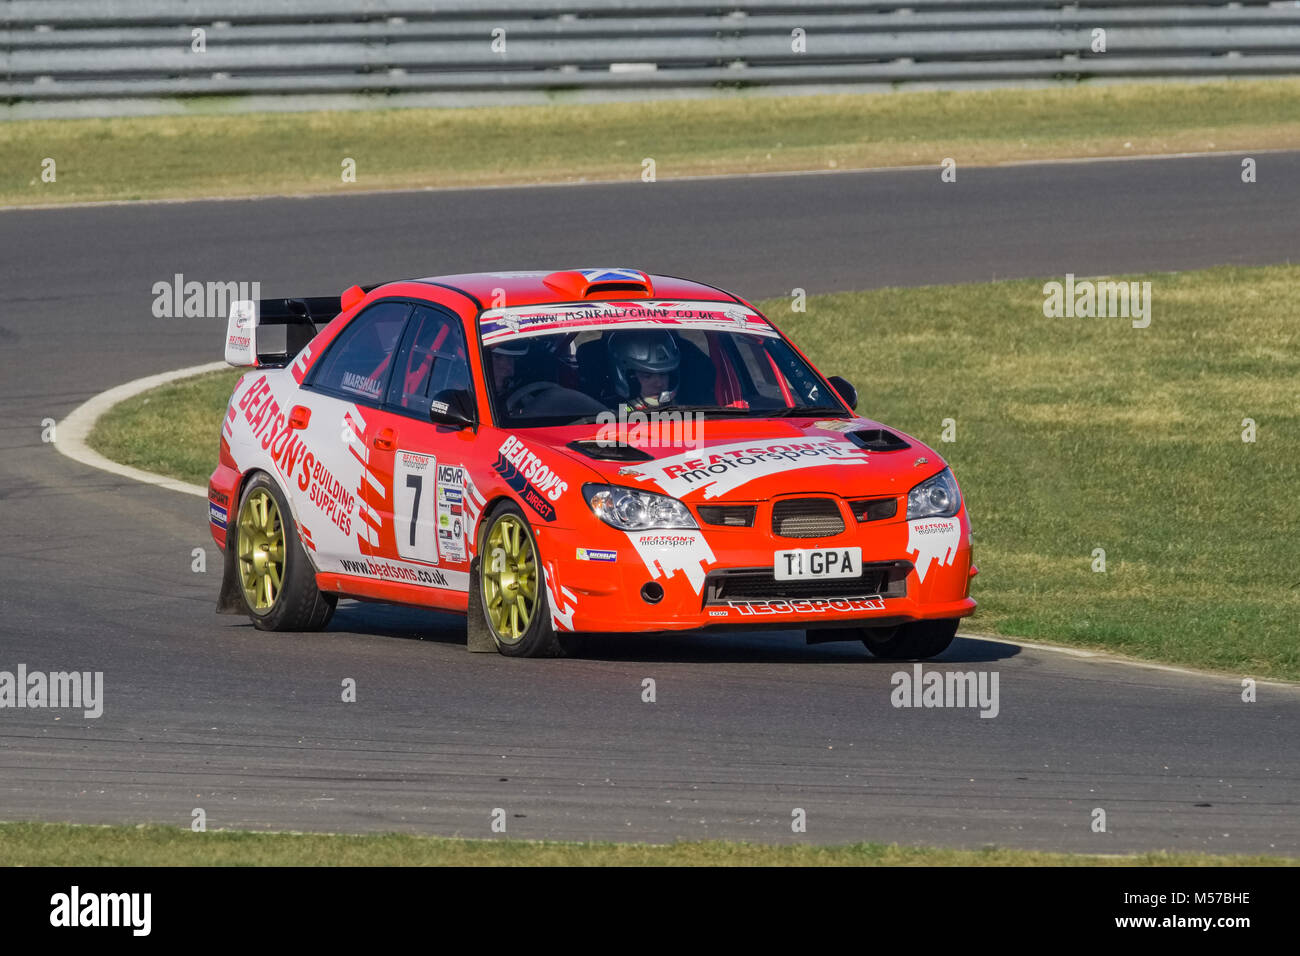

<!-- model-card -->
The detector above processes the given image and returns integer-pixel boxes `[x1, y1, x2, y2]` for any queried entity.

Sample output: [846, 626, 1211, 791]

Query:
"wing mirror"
[429, 389, 476, 429]
[827, 376, 858, 411]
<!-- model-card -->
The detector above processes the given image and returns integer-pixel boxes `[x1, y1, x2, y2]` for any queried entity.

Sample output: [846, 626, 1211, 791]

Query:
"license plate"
[773, 547, 862, 581]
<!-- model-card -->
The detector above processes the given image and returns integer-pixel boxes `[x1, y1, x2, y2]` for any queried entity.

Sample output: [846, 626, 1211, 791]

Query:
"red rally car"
[209, 268, 975, 658]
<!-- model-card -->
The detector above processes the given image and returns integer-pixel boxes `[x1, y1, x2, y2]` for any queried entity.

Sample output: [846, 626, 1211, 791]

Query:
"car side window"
[308, 301, 412, 404]
[386, 305, 472, 415]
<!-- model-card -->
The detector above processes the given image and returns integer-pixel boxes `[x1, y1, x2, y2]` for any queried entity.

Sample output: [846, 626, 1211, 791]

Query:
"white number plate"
[773, 547, 862, 581]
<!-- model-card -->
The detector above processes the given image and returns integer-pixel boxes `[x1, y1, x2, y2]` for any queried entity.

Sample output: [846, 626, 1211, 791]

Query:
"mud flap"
[215, 539, 245, 615]
[465, 557, 497, 653]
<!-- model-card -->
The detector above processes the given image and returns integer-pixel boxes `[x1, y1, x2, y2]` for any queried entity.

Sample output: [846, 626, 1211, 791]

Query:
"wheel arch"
[216, 466, 318, 614]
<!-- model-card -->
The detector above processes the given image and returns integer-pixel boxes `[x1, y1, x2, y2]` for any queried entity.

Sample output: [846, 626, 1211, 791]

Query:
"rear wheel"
[469, 502, 574, 657]
[861, 618, 957, 660]
[234, 472, 335, 631]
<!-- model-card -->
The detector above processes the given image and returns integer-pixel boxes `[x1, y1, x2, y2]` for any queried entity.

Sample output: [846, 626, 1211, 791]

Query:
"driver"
[608, 329, 680, 411]
[489, 340, 529, 402]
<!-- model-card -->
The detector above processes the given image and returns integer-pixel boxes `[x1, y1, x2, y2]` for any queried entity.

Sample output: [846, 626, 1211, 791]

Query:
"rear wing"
[224, 296, 342, 368]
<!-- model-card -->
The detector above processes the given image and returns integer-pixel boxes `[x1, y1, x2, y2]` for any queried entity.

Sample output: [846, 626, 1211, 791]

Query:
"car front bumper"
[534, 509, 976, 634]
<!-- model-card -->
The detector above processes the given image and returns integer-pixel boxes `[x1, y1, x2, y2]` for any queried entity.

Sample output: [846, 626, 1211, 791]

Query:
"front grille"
[704, 562, 910, 604]
[771, 498, 845, 538]
[697, 504, 756, 527]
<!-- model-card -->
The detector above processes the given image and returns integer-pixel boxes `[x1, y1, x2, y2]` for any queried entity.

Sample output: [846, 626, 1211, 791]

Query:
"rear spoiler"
[225, 286, 374, 368]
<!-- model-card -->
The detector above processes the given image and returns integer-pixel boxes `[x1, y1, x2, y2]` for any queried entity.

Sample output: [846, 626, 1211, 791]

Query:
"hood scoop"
[566, 440, 655, 463]
[847, 428, 910, 452]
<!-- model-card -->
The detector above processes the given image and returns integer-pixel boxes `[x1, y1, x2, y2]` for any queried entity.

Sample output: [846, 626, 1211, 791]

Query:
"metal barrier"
[5, 1, 1300, 115]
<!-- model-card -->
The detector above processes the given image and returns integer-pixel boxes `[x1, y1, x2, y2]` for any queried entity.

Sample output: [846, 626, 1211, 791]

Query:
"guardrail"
[5, 1, 1300, 116]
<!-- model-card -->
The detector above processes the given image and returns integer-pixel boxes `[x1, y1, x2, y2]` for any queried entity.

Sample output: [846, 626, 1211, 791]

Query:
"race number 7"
[394, 452, 439, 565]
[406, 474, 422, 548]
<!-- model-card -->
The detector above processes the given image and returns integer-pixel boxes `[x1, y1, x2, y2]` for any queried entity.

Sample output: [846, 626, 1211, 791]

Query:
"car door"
[381, 303, 476, 589]
[297, 299, 412, 574]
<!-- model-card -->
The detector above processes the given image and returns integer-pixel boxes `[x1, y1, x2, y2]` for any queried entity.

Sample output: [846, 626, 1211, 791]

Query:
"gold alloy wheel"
[238, 488, 285, 612]
[482, 513, 539, 644]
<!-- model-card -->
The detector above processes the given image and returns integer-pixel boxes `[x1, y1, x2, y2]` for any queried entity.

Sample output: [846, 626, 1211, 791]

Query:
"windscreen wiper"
[770, 406, 849, 417]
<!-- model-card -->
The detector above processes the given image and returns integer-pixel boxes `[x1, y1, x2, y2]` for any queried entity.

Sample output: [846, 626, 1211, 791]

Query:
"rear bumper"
[207, 462, 241, 551]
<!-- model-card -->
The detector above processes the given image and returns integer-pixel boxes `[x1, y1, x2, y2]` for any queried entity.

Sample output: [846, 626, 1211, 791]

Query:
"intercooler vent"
[847, 428, 910, 451]
[771, 498, 845, 538]
[849, 498, 898, 522]
[566, 440, 654, 462]
[697, 505, 756, 527]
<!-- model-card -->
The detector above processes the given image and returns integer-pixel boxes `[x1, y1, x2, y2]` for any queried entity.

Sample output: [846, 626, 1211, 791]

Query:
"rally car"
[210, 269, 975, 658]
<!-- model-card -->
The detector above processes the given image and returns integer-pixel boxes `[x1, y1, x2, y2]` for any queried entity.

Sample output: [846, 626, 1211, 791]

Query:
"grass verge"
[0, 822, 1290, 866]
[6, 79, 1300, 206]
[89, 264, 1299, 679]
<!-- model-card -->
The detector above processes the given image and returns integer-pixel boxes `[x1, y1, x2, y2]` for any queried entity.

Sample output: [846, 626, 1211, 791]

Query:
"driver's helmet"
[489, 339, 528, 389]
[491, 339, 529, 358]
[608, 330, 680, 404]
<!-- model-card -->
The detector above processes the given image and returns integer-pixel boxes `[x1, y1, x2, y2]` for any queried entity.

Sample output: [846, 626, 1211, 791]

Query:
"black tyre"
[469, 501, 574, 657]
[234, 472, 335, 631]
[861, 618, 958, 660]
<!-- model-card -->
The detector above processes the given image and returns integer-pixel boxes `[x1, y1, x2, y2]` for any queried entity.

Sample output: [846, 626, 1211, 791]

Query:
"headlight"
[907, 468, 961, 519]
[583, 483, 698, 531]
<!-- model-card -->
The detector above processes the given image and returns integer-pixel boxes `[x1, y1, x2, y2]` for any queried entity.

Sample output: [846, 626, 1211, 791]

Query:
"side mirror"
[827, 376, 858, 411]
[429, 389, 476, 429]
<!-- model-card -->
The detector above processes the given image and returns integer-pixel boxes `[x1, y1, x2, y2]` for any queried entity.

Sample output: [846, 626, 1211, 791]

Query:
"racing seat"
[673, 338, 715, 405]
[576, 338, 615, 402]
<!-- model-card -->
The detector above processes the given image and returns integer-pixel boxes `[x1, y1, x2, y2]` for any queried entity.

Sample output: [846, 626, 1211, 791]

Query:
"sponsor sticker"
[625, 439, 871, 500]
[727, 596, 886, 615]
[436, 463, 468, 562]
[576, 548, 618, 562]
[494, 436, 567, 522]
[906, 517, 961, 582]
[625, 530, 715, 593]
[813, 419, 861, 433]
[341, 370, 383, 399]
[209, 502, 228, 529]
[479, 300, 779, 346]
[339, 556, 452, 588]
[395, 451, 437, 564]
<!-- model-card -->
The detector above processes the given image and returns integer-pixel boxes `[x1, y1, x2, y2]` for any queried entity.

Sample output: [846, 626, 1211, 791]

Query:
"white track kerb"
[61, 363, 1298, 687]
[55, 361, 225, 498]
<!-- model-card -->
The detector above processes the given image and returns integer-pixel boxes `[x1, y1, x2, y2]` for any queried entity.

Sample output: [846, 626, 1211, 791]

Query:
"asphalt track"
[1, 153, 1298, 854]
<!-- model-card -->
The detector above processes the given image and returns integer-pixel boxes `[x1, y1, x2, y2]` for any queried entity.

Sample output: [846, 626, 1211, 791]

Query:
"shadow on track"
[319, 602, 1020, 665]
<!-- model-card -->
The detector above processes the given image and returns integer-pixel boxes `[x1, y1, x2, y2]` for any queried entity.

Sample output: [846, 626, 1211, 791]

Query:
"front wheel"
[234, 472, 335, 631]
[861, 618, 958, 660]
[469, 502, 574, 657]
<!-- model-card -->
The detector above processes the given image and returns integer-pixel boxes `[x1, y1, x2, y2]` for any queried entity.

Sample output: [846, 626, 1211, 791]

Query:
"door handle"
[373, 427, 396, 451]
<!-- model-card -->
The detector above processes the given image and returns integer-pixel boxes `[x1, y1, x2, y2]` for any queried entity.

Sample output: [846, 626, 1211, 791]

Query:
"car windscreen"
[482, 313, 847, 428]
